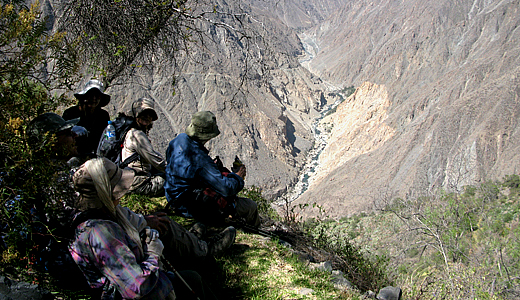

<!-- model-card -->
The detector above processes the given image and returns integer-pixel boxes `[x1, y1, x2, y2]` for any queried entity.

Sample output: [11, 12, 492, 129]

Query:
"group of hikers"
[26, 79, 261, 299]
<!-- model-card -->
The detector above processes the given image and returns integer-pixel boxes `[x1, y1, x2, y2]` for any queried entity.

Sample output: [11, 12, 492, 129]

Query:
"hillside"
[45, 0, 520, 218]
[292, 0, 520, 218]
[67, 0, 342, 201]
[6, 178, 519, 299]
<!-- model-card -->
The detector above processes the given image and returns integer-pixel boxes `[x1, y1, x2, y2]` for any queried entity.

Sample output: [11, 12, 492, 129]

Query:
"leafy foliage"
[303, 218, 391, 293]
[57, 0, 191, 84]
[0, 0, 79, 121]
[0, 0, 79, 283]
[239, 185, 279, 220]
[57, 0, 269, 88]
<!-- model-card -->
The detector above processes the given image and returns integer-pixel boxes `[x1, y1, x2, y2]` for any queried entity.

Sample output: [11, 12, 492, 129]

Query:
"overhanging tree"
[0, 0, 80, 273]
[56, 0, 271, 88]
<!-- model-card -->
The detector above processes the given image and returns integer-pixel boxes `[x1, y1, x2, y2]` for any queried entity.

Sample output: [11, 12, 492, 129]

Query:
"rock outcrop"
[292, 0, 520, 218]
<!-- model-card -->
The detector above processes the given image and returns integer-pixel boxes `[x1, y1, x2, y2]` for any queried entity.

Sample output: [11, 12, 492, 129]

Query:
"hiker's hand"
[143, 227, 164, 257]
[71, 126, 88, 137]
[145, 212, 171, 236]
[234, 164, 246, 179]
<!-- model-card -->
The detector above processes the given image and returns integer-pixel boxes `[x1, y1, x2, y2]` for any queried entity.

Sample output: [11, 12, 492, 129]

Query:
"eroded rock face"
[317, 82, 395, 182]
[47, 0, 520, 218]
[91, 0, 340, 200]
[293, 0, 520, 218]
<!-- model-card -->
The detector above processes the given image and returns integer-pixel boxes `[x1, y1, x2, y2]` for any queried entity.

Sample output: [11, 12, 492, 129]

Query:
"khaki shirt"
[122, 128, 166, 175]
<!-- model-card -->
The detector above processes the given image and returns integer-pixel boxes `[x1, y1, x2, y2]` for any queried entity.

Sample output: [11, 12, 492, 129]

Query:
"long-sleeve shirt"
[63, 106, 110, 157]
[122, 128, 166, 174]
[68, 208, 173, 299]
[165, 133, 244, 206]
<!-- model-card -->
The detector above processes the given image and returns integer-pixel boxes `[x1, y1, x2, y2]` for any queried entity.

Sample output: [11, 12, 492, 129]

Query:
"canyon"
[50, 0, 520, 219]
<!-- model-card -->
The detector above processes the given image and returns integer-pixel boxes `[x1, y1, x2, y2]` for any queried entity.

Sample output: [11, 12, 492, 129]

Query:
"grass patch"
[214, 233, 351, 299]
[120, 194, 168, 215]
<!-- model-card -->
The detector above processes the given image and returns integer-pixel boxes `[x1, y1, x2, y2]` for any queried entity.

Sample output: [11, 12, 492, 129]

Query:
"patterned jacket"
[68, 207, 174, 299]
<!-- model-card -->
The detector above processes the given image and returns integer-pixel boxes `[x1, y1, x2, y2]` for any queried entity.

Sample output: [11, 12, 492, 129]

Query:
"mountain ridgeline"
[53, 0, 520, 219]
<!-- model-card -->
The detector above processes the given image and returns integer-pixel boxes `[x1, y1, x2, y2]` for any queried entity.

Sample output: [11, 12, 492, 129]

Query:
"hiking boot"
[207, 226, 236, 256]
[189, 222, 207, 240]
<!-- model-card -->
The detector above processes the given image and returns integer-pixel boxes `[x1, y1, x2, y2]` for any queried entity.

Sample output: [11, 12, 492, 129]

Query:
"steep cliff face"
[316, 82, 395, 183]
[91, 0, 338, 199]
[294, 0, 520, 218]
[248, 0, 343, 31]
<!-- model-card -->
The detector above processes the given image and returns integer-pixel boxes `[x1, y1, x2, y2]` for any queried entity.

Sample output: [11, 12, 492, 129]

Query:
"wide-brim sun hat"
[74, 79, 111, 107]
[73, 157, 134, 210]
[28, 112, 79, 135]
[130, 98, 158, 121]
[185, 111, 220, 141]
[26, 113, 80, 148]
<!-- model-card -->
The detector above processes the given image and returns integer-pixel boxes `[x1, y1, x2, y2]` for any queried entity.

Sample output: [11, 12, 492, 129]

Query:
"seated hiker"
[27, 112, 84, 162]
[121, 98, 166, 197]
[69, 158, 235, 299]
[25, 113, 88, 290]
[63, 79, 111, 159]
[164, 111, 260, 228]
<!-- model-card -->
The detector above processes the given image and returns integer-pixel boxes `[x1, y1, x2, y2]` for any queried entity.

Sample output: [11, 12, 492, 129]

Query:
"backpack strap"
[118, 152, 140, 169]
[117, 123, 139, 169]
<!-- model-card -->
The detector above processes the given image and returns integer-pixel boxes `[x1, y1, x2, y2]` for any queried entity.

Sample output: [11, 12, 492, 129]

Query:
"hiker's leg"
[169, 270, 218, 300]
[235, 197, 260, 227]
[161, 218, 209, 265]
[187, 190, 227, 226]
[129, 175, 165, 197]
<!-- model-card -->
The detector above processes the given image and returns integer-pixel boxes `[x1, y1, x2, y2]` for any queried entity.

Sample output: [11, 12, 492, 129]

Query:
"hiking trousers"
[129, 174, 165, 197]
[182, 192, 261, 228]
[160, 216, 210, 270]
[235, 197, 261, 228]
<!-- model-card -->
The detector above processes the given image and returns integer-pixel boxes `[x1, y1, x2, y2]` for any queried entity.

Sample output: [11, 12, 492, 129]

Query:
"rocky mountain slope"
[48, 0, 520, 219]
[292, 0, 520, 218]
[74, 0, 341, 200]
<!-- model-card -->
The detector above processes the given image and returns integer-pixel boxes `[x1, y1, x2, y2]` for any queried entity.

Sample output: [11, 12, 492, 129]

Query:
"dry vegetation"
[303, 176, 520, 299]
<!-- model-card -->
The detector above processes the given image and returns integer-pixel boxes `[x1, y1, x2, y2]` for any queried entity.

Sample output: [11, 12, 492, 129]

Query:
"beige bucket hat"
[129, 98, 158, 121]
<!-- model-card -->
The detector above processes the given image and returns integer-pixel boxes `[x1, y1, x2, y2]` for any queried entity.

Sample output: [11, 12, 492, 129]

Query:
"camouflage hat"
[74, 79, 111, 107]
[185, 111, 220, 141]
[26, 113, 79, 145]
[129, 97, 158, 121]
[73, 157, 134, 210]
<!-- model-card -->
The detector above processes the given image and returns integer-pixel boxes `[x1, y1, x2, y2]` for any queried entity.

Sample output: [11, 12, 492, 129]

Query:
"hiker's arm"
[144, 212, 171, 236]
[234, 164, 247, 179]
[80, 222, 164, 299]
[197, 158, 245, 197]
[133, 131, 166, 172]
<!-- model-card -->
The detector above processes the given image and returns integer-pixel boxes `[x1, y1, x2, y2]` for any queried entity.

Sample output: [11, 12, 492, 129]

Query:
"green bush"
[0, 0, 79, 284]
[240, 185, 279, 220]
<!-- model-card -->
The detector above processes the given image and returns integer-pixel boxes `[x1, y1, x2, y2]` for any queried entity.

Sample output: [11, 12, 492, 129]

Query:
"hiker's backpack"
[96, 115, 140, 168]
